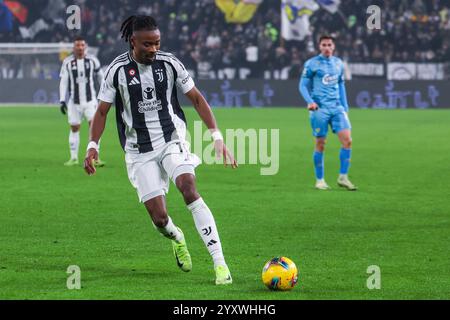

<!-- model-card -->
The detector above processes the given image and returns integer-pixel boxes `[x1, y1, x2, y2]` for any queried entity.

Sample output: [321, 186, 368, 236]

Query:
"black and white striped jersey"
[59, 54, 103, 105]
[98, 51, 195, 154]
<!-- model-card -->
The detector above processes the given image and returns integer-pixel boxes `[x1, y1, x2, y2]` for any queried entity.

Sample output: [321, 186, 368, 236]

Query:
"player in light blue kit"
[299, 35, 357, 191]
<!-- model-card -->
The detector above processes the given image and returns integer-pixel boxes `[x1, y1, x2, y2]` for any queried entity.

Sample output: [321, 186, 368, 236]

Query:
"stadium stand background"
[1, 0, 449, 80]
[0, 0, 449, 108]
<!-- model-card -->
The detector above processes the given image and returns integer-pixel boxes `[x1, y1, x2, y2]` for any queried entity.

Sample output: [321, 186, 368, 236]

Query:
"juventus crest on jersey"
[98, 51, 195, 154]
[60, 54, 102, 105]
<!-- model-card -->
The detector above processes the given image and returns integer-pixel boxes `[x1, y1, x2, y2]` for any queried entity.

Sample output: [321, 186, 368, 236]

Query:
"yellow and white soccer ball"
[262, 257, 298, 291]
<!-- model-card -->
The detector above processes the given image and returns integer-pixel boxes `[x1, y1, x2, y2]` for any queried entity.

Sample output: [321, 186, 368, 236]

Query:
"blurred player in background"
[299, 35, 357, 191]
[59, 36, 105, 167]
[84, 16, 237, 285]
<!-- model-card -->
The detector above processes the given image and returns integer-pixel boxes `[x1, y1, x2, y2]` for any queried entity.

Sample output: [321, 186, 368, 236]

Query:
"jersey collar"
[129, 50, 157, 66]
[319, 54, 332, 60]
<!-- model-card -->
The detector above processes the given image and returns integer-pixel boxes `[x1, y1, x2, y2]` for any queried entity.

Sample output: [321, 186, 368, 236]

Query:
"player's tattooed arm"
[185, 87, 238, 169]
[84, 101, 112, 175]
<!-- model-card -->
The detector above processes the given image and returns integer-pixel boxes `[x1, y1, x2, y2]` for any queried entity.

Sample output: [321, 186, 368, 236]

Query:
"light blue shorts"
[309, 106, 351, 138]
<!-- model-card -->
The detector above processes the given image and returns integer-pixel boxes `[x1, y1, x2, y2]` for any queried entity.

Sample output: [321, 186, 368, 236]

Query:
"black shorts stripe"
[152, 60, 175, 143]
[124, 62, 153, 153]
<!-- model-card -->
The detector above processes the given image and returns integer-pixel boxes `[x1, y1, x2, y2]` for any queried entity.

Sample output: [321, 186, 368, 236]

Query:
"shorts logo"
[129, 69, 136, 76]
[155, 69, 164, 82]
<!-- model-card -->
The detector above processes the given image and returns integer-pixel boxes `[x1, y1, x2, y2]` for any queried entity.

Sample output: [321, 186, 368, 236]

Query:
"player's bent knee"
[345, 139, 352, 149]
[71, 125, 80, 132]
[181, 184, 200, 204]
[316, 139, 326, 152]
[143, 195, 169, 227]
[176, 174, 200, 204]
[147, 206, 169, 228]
[342, 138, 352, 149]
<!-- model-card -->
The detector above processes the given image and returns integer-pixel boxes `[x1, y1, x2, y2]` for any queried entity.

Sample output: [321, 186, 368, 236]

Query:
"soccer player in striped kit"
[84, 16, 237, 285]
[59, 36, 105, 167]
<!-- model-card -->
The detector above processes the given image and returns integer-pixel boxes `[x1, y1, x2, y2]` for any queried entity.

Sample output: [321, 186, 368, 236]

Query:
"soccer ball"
[262, 257, 298, 291]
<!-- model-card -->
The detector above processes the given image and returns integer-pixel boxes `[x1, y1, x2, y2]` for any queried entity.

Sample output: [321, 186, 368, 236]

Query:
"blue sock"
[313, 151, 324, 180]
[340, 148, 352, 175]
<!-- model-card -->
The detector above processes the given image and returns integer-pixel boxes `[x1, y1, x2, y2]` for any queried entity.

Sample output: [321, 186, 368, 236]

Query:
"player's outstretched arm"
[84, 100, 112, 175]
[185, 87, 237, 169]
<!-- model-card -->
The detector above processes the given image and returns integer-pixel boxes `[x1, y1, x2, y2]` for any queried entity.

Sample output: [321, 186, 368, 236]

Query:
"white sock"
[154, 216, 183, 242]
[188, 197, 226, 268]
[69, 131, 80, 160]
[339, 174, 348, 179]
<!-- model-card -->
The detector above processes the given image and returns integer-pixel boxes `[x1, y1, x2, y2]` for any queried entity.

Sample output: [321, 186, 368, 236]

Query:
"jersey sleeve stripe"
[156, 52, 186, 71]
[104, 56, 130, 81]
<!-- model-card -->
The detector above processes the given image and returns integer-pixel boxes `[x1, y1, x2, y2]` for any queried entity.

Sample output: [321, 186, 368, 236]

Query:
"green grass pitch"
[0, 106, 449, 300]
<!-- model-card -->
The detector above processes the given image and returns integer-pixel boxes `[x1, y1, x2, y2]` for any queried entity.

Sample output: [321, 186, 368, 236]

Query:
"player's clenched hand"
[84, 148, 98, 175]
[307, 102, 318, 111]
[214, 140, 238, 169]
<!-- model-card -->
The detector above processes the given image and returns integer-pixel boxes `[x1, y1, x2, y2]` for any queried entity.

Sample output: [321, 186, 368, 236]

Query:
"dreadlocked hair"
[120, 15, 158, 46]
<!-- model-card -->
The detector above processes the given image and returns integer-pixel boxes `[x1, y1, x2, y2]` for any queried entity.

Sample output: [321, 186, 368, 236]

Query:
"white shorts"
[67, 100, 97, 125]
[125, 141, 201, 203]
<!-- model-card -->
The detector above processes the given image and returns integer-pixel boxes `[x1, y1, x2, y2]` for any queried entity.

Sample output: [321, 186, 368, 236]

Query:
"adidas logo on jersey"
[129, 77, 140, 85]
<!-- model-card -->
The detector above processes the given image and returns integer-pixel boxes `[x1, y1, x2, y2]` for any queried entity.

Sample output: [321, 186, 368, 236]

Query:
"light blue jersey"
[299, 54, 351, 137]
